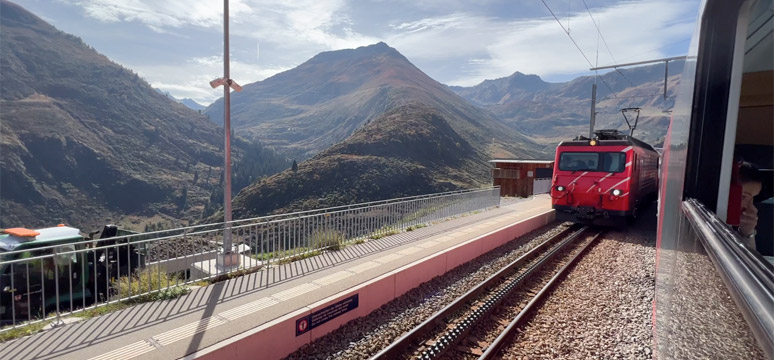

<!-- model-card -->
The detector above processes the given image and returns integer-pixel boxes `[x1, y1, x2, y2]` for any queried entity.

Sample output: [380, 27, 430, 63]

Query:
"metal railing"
[680, 199, 774, 358]
[0, 187, 500, 331]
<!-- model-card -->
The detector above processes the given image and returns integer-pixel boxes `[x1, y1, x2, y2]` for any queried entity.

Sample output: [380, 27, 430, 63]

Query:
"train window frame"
[716, 0, 757, 222]
[557, 152, 626, 173]
[683, 0, 753, 210]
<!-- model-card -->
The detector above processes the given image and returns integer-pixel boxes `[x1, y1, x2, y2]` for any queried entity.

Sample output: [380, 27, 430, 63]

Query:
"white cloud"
[71, 0, 376, 49]
[63, 0, 699, 100]
[67, 0, 378, 103]
[73, 0, 252, 30]
[138, 57, 291, 105]
[386, 0, 698, 86]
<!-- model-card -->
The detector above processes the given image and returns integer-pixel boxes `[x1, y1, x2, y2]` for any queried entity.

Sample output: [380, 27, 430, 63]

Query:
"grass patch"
[112, 266, 191, 302]
[354, 239, 367, 244]
[73, 302, 133, 319]
[405, 223, 427, 232]
[250, 247, 323, 265]
[0, 320, 51, 342]
[311, 229, 344, 251]
[277, 250, 321, 265]
[189, 280, 211, 287]
[252, 247, 310, 261]
[0, 266, 193, 342]
[369, 227, 400, 240]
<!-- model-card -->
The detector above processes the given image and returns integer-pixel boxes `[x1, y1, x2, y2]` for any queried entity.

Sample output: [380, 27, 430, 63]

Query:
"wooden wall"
[491, 162, 554, 197]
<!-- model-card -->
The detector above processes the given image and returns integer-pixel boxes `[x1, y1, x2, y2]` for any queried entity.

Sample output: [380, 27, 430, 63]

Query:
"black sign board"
[296, 294, 359, 336]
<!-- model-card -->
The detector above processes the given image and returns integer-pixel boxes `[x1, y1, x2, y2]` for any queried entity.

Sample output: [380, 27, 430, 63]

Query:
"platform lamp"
[210, 0, 243, 269]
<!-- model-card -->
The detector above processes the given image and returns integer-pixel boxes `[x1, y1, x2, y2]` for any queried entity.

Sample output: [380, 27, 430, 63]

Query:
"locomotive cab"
[551, 130, 659, 225]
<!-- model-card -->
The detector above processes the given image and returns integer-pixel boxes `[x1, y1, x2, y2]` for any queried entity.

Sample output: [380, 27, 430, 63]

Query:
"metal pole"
[664, 60, 669, 101]
[589, 82, 597, 139]
[223, 0, 233, 261]
[589, 55, 687, 71]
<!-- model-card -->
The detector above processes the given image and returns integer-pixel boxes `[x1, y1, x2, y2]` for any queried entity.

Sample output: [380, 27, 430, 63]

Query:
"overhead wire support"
[599, 93, 665, 101]
[540, 0, 619, 99]
[590, 55, 688, 102]
[590, 56, 689, 71]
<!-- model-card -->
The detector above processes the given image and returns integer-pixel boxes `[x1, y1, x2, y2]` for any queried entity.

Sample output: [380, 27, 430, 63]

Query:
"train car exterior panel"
[551, 135, 659, 225]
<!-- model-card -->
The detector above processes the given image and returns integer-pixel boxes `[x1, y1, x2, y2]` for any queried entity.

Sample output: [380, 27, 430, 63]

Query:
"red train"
[550, 129, 659, 225]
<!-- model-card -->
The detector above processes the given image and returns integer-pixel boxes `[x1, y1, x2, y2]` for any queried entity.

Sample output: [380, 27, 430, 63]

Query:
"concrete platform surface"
[0, 196, 553, 360]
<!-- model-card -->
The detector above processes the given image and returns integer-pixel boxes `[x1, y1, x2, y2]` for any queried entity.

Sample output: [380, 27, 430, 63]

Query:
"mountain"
[205, 42, 543, 160]
[180, 98, 205, 111]
[231, 103, 496, 218]
[154, 88, 206, 111]
[450, 62, 684, 146]
[0, 1, 287, 230]
[202, 43, 547, 218]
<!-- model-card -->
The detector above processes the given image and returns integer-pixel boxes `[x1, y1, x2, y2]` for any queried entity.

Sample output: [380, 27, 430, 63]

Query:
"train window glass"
[602, 153, 626, 172]
[559, 152, 626, 173]
[728, 0, 773, 257]
[559, 152, 597, 171]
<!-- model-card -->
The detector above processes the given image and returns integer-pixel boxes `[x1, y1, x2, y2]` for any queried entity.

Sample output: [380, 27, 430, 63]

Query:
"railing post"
[52, 252, 63, 328]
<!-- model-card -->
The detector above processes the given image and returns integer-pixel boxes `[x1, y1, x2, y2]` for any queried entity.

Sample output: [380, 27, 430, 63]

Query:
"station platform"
[0, 196, 554, 360]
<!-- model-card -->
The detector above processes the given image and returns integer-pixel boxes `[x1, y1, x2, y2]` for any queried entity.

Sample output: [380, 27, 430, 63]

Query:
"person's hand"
[739, 193, 758, 237]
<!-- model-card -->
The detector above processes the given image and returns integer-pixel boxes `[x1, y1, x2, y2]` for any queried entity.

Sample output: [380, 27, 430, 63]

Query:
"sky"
[13, 0, 702, 105]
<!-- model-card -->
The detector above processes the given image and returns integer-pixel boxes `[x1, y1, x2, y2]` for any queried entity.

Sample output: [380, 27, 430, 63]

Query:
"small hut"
[490, 159, 555, 197]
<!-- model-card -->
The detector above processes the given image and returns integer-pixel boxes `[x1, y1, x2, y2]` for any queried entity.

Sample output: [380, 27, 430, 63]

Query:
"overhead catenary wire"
[581, 0, 617, 65]
[540, 0, 618, 99]
[599, 93, 668, 101]
[581, 0, 635, 88]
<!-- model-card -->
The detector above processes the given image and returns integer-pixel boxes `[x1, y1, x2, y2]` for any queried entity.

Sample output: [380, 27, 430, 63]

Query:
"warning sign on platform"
[295, 294, 359, 336]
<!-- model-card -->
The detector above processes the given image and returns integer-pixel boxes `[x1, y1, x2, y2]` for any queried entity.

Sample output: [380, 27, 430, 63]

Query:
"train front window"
[559, 152, 626, 173]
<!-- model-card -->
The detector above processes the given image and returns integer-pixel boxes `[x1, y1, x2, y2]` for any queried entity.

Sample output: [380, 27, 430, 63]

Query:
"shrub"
[310, 229, 344, 251]
[369, 227, 399, 240]
[111, 265, 189, 302]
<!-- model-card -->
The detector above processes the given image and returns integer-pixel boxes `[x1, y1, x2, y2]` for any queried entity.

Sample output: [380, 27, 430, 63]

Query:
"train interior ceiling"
[734, 0, 773, 258]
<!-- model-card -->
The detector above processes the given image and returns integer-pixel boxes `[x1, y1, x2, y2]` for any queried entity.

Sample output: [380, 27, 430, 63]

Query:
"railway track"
[371, 225, 602, 360]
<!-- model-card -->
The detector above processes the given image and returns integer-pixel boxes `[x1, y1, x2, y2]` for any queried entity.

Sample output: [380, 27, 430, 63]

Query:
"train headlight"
[612, 189, 622, 196]
[555, 185, 565, 192]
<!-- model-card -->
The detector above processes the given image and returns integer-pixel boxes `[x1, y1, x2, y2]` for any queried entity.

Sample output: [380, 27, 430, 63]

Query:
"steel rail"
[480, 230, 604, 359]
[371, 225, 587, 360]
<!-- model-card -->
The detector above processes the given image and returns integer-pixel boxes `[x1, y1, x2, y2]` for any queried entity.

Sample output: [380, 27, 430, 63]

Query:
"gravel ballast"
[285, 222, 571, 360]
[500, 227, 656, 359]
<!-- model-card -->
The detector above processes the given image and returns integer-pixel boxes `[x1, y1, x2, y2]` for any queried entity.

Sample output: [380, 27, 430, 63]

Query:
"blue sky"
[14, 0, 701, 105]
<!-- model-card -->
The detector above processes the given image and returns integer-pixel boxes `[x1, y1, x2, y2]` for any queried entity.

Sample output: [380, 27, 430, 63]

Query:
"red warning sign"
[297, 318, 309, 334]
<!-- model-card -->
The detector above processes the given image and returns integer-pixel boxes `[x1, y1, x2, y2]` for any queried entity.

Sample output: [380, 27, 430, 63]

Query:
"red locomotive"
[550, 128, 659, 225]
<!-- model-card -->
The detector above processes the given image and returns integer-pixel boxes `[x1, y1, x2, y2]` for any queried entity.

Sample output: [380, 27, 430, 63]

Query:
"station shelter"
[490, 159, 555, 198]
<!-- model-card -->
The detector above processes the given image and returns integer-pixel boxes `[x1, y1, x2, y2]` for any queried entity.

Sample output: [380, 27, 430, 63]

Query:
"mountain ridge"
[0, 0, 287, 229]
[450, 61, 685, 145]
[204, 43, 547, 218]
[204, 42, 543, 161]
